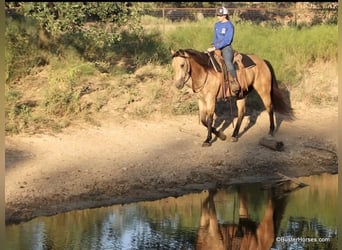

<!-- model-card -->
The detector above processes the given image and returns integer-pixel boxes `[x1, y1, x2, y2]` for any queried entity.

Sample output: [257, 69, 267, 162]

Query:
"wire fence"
[142, 6, 338, 27]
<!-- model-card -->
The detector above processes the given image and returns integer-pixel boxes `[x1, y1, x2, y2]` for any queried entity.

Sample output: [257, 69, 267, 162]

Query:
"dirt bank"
[5, 103, 338, 224]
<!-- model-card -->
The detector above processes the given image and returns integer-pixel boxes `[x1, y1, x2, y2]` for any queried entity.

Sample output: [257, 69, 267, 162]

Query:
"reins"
[192, 70, 209, 93]
[185, 57, 209, 93]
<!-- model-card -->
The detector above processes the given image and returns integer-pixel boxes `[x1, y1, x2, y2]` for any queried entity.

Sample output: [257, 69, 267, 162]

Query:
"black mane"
[174, 49, 213, 70]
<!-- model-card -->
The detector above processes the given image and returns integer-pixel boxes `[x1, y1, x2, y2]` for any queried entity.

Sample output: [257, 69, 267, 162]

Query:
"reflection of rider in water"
[207, 7, 240, 95]
[196, 188, 287, 250]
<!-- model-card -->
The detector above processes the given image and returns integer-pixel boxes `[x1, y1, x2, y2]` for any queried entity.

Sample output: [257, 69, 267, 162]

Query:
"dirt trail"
[5, 104, 338, 224]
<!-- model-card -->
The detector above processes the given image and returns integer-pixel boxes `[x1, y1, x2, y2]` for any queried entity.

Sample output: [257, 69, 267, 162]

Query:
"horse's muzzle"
[174, 79, 185, 89]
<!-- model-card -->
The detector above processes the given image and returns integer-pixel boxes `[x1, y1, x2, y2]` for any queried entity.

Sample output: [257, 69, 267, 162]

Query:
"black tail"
[265, 59, 295, 120]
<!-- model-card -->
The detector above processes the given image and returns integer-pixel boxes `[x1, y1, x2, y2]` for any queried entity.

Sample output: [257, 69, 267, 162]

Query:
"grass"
[5, 15, 338, 134]
[162, 18, 337, 86]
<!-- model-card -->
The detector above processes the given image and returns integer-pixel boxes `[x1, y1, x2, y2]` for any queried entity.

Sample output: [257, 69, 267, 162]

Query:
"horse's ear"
[183, 51, 189, 57]
[170, 48, 175, 56]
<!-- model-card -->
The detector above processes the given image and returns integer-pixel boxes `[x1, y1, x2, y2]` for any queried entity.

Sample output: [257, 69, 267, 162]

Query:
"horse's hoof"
[267, 133, 274, 138]
[202, 142, 212, 147]
[219, 132, 227, 141]
[231, 137, 238, 142]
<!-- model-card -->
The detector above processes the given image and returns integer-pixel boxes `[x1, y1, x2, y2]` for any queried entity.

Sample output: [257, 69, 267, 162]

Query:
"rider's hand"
[207, 47, 215, 52]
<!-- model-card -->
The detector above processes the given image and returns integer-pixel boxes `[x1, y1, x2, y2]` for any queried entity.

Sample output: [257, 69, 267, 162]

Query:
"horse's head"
[171, 49, 191, 89]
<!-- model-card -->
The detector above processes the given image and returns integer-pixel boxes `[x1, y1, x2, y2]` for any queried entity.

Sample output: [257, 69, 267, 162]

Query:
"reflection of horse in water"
[196, 187, 288, 250]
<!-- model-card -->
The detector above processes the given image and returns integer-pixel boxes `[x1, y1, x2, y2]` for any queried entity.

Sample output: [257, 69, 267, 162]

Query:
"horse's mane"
[174, 49, 213, 70]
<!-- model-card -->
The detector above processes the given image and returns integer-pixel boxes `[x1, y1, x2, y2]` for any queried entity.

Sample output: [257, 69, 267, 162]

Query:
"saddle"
[209, 50, 256, 98]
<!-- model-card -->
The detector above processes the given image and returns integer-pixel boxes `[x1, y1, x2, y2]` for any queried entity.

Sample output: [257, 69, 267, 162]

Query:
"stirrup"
[231, 83, 240, 94]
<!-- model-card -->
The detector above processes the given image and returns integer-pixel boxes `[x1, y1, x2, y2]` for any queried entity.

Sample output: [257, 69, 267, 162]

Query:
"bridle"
[179, 55, 208, 93]
[183, 56, 191, 86]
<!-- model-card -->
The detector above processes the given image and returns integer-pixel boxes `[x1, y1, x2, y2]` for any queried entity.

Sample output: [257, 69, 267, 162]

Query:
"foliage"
[162, 18, 337, 85]
[14, 2, 144, 44]
[4, 6, 338, 134]
[234, 22, 337, 85]
[137, 2, 333, 9]
[164, 20, 213, 50]
[5, 2, 146, 81]
[5, 14, 44, 81]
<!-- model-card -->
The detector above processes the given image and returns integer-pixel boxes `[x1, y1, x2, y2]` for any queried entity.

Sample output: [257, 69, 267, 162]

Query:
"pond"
[5, 173, 337, 250]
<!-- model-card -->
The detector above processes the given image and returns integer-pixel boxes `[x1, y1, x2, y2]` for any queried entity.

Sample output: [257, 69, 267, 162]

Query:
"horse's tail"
[265, 59, 295, 120]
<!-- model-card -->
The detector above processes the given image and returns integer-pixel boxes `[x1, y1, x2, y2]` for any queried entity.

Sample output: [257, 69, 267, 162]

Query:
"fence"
[142, 6, 338, 27]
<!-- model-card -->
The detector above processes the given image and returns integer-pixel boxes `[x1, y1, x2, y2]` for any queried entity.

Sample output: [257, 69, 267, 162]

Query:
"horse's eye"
[181, 63, 185, 68]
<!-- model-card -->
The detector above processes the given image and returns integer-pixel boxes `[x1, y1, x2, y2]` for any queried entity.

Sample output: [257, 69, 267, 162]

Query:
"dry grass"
[5, 58, 337, 135]
[289, 59, 338, 107]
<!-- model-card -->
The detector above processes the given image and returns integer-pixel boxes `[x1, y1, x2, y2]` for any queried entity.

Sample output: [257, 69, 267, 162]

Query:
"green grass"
[5, 14, 337, 134]
[162, 18, 337, 86]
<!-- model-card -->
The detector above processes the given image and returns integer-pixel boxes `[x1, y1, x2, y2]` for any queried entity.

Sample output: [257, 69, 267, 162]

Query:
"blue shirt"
[213, 21, 234, 49]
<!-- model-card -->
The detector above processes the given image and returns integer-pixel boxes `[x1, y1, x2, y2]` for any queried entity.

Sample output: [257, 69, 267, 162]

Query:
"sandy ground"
[5, 103, 338, 224]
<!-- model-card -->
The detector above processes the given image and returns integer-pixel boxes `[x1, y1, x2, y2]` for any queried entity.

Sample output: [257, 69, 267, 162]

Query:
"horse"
[196, 186, 289, 250]
[171, 48, 293, 146]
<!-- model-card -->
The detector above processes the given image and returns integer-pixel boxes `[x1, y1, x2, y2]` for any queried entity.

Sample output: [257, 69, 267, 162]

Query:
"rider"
[207, 7, 240, 95]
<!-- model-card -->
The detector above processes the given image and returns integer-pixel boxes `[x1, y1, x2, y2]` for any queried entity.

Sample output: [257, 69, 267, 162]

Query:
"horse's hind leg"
[215, 129, 227, 141]
[268, 107, 275, 136]
[258, 90, 275, 136]
[231, 98, 246, 142]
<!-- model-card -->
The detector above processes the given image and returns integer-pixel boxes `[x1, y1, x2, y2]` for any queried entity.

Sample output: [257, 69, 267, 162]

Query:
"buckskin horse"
[195, 187, 289, 250]
[171, 48, 293, 146]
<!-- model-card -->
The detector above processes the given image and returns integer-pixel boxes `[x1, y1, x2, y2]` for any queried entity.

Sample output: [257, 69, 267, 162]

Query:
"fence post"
[162, 7, 165, 33]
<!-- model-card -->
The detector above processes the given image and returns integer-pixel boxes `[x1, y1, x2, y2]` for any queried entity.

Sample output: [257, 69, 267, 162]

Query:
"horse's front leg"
[203, 114, 214, 147]
[198, 99, 214, 147]
[199, 98, 226, 146]
[232, 98, 246, 142]
[203, 115, 226, 146]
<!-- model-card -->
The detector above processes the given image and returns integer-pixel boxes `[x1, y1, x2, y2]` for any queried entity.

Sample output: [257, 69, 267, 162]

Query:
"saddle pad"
[236, 53, 256, 69]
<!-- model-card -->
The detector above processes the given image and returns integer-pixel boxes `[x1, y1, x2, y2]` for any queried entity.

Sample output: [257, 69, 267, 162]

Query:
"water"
[5, 173, 337, 250]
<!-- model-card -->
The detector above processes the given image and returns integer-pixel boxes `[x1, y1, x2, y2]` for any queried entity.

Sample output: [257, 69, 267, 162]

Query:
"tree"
[12, 2, 144, 45]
